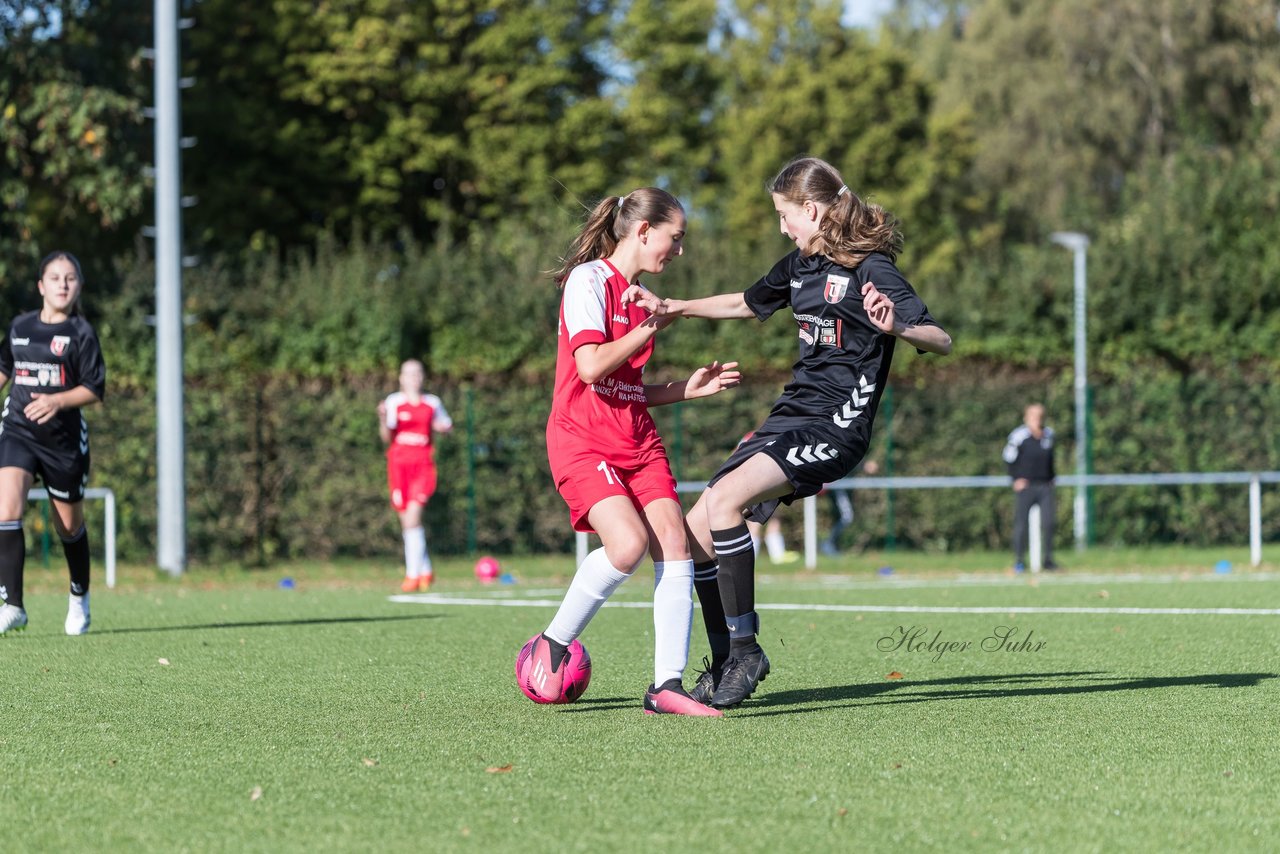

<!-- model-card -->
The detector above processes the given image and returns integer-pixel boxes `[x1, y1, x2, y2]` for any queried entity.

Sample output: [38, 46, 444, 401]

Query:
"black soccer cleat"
[710, 648, 770, 708]
[688, 656, 725, 705]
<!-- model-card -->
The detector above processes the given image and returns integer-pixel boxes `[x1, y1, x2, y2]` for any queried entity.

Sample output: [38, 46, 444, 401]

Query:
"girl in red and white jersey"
[521, 188, 740, 716]
[377, 359, 452, 592]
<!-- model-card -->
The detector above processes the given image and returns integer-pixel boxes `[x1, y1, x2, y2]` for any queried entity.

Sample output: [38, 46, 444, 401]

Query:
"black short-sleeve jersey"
[0, 311, 106, 453]
[744, 250, 937, 442]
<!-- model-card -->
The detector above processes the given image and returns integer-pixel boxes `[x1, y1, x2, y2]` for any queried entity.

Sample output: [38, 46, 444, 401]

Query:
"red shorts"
[553, 450, 678, 533]
[387, 456, 437, 511]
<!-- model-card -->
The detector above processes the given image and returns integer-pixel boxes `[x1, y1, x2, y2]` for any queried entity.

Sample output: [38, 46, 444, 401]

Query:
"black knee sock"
[711, 523, 759, 655]
[0, 522, 25, 608]
[693, 560, 730, 664]
[62, 526, 91, 596]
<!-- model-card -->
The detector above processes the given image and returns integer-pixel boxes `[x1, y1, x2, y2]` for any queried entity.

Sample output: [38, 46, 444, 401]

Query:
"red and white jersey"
[383, 392, 451, 455]
[547, 259, 662, 466]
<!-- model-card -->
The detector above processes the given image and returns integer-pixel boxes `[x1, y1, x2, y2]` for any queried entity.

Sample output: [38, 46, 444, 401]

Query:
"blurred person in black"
[821, 459, 879, 556]
[1002, 403, 1058, 572]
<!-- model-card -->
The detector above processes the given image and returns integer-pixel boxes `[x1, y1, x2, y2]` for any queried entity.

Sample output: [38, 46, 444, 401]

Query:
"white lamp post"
[155, 0, 186, 574]
[1050, 231, 1090, 549]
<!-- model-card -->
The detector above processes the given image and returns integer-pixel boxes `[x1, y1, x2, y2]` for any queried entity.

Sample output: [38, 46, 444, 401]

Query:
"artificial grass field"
[2, 549, 1278, 852]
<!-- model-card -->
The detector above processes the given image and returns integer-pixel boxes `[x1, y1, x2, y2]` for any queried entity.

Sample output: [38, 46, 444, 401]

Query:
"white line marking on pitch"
[760, 570, 1280, 591]
[765, 604, 1280, 616]
[388, 594, 1280, 617]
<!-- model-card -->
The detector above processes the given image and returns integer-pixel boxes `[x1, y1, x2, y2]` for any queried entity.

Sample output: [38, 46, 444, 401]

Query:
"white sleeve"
[384, 393, 403, 430]
[424, 394, 453, 430]
[561, 263, 608, 340]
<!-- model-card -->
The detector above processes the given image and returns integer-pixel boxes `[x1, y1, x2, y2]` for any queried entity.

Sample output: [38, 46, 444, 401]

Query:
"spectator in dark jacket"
[1003, 403, 1059, 572]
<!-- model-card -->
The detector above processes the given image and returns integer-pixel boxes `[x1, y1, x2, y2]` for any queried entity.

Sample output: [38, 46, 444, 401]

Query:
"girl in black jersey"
[0, 251, 107, 635]
[626, 157, 952, 707]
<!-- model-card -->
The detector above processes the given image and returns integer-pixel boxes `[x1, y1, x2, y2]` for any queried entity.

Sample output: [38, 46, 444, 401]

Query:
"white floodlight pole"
[1050, 231, 1090, 550]
[155, 0, 186, 574]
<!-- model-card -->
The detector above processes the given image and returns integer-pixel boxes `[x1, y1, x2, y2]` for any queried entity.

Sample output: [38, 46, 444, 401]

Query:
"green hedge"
[86, 355, 1280, 563]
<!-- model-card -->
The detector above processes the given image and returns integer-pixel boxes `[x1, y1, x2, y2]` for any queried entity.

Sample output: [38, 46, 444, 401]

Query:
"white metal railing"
[28, 487, 118, 588]
[573, 472, 1280, 570]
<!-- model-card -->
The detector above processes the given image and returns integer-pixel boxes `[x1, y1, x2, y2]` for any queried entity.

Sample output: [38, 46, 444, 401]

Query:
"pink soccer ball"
[515, 634, 592, 705]
[474, 555, 501, 584]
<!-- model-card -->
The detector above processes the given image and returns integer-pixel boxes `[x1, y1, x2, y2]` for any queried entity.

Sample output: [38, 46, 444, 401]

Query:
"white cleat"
[65, 593, 90, 636]
[0, 603, 28, 635]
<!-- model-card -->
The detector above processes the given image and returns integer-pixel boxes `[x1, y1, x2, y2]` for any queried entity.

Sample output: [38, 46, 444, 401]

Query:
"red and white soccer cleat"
[643, 683, 724, 717]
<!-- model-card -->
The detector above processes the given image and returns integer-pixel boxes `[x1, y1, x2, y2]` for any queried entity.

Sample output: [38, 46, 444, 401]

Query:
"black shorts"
[0, 431, 90, 502]
[709, 422, 869, 523]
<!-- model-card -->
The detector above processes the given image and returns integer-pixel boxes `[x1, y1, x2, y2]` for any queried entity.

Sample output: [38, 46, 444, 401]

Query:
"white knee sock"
[403, 527, 425, 578]
[652, 559, 693, 686]
[421, 532, 433, 578]
[545, 548, 629, 645]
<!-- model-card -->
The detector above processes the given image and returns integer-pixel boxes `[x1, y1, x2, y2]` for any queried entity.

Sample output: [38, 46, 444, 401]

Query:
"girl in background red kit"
[378, 359, 452, 593]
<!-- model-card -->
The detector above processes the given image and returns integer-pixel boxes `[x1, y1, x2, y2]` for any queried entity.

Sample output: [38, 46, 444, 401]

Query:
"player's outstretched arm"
[644, 360, 742, 407]
[621, 286, 753, 320]
[861, 282, 953, 356]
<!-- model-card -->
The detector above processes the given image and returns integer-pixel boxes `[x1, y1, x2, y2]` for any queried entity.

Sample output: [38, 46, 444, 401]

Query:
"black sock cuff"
[0, 521, 21, 532]
[60, 526, 88, 544]
[692, 560, 718, 582]
[711, 524, 753, 558]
